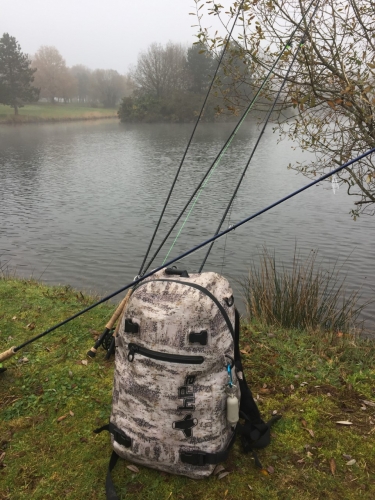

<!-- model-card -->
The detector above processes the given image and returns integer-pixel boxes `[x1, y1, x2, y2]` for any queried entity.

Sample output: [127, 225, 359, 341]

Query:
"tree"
[91, 69, 125, 108]
[32, 46, 71, 103]
[186, 44, 215, 94]
[133, 42, 187, 98]
[194, 0, 375, 216]
[0, 33, 39, 114]
[70, 65, 92, 103]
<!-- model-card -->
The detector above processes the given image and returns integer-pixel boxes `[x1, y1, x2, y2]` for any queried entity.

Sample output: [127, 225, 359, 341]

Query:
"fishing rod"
[88, 2, 247, 359]
[139, 0, 318, 276]
[137, 0, 246, 277]
[199, 2, 321, 272]
[1, 147, 373, 365]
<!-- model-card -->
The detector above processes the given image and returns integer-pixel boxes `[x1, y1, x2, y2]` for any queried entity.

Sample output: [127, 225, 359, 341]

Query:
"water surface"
[0, 120, 374, 333]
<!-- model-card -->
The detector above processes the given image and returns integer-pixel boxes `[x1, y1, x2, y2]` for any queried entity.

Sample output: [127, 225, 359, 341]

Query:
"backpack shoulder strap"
[234, 309, 281, 455]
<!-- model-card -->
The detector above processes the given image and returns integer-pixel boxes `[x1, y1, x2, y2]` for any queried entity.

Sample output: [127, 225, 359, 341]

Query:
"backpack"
[95, 268, 280, 499]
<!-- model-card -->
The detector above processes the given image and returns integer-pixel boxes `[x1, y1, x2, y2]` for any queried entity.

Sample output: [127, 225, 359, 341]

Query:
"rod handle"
[105, 292, 131, 330]
[0, 346, 16, 362]
[87, 328, 110, 358]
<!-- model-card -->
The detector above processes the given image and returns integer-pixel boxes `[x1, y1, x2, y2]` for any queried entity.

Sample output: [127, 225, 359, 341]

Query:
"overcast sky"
[0, 0, 211, 73]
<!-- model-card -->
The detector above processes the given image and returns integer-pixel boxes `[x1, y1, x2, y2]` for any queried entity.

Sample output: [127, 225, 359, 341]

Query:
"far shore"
[0, 103, 118, 125]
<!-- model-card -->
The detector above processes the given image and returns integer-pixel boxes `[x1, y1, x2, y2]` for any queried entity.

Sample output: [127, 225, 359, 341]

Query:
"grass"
[1, 277, 375, 499]
[0, 104, 118, 124]
[241, 248, 368, 334]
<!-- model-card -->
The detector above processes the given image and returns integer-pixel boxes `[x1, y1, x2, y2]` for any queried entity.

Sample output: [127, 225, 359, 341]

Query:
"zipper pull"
[128, 344, 138, 362]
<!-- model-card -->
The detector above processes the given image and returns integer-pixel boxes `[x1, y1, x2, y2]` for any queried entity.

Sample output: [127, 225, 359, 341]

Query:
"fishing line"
[199, 2, 321, 272]
[2, 146, 372, 361]
[137, 0, 246, 277]
[141, 0, 317, 275]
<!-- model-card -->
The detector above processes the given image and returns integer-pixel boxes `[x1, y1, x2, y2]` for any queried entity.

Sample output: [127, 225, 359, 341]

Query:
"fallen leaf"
[0, 452, 5, 463]
[57, 415, 67, 422]
[362, 400, 375, 407]
[307, 451, 313, 458]
[290, 384, 295, 390]
[336, 421, 353, 425]
[248, 485, 253, 490]
[301, 419, 307, 428]
[297, 458, 305, 464]
[346, 459, 356, 466]
[80, 437, 88, 443]
[259, 388, 270, 394]
[337, 331, 343, 338]
[267, 465, 275, 474]
[12, 316, 17, 320]
[26, 322, 36, 330]
[69, 411, 74, 417]
[260, 469, 269, 476]
[218, 471, 230, 480]
[330, 458, 336, 476]
[224, 490, 228, 497]
[343, 454, 352, 460]
[307, 429, 315, 438]
[127, 464, 139, 473]
[17, 357, 29, 364]
[213, 464, 226, 475]
[81, 360, 88, 366]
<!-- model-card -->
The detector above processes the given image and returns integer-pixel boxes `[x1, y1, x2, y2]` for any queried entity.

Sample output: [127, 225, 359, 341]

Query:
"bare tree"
[91, 69, 125, 108]
[195, 0, 375, 216]
[32, 46, 72, 103]
[70, 65, 92, 103]
[133, 42, 187, 97]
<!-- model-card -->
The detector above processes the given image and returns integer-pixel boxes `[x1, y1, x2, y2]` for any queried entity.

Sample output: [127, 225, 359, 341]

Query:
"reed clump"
[241, 249, 367, 333]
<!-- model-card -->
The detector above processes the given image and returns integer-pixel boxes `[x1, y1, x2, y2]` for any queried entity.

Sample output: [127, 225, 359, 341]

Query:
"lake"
[0, 119, 374, 334]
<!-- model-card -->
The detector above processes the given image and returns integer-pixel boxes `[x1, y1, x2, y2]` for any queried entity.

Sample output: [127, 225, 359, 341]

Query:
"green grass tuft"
[241, 248, 368, 334]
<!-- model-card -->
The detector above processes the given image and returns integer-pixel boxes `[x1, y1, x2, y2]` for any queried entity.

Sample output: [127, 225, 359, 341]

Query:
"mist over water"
[0, 120, 374, 334]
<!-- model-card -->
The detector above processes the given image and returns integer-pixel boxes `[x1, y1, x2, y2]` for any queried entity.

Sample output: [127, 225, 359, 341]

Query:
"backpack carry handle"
[165, 267, 189, 278]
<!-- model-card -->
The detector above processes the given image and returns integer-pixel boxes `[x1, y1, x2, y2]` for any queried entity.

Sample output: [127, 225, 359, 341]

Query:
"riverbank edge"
[0, 114, 118, 125]
[0, 276, 374, 499]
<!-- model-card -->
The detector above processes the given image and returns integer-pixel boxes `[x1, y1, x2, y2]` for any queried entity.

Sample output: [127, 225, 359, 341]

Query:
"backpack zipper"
[128, 343, 204, 364]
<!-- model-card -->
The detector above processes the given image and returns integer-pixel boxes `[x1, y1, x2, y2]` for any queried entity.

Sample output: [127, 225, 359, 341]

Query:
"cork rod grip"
[113, 289, 133, 337]
[0, 346, 16, 362]
[105, 290, 132, 329]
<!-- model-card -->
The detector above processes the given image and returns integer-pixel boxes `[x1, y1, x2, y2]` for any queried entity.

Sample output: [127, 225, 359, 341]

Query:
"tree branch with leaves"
[194, 0, 375, 217]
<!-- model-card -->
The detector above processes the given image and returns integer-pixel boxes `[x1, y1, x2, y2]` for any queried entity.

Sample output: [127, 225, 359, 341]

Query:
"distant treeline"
[1, 32, 251, 119]
[118, 42, 251, 123]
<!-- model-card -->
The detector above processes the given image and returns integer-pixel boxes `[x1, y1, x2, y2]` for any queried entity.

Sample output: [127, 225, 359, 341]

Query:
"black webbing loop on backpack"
[180, 429, 236, 466]
[106, 451, 120, 500]
[94, 422, 132, 448]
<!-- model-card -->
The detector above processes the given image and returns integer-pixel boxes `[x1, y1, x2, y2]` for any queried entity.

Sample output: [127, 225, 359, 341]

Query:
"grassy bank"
[1, 278, 375, 499]
[0, 104, 118, 124]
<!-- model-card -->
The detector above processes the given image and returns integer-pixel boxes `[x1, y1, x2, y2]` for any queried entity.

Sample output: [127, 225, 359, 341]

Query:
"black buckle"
[181, 451, 206, 466]
[114, 431, 131, 448]
[124, 319, 139, 334]
[189, 330, 208, 345]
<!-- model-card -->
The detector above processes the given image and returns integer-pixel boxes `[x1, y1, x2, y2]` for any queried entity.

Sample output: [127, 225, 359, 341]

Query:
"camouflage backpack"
[95, 268, 279, 498]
